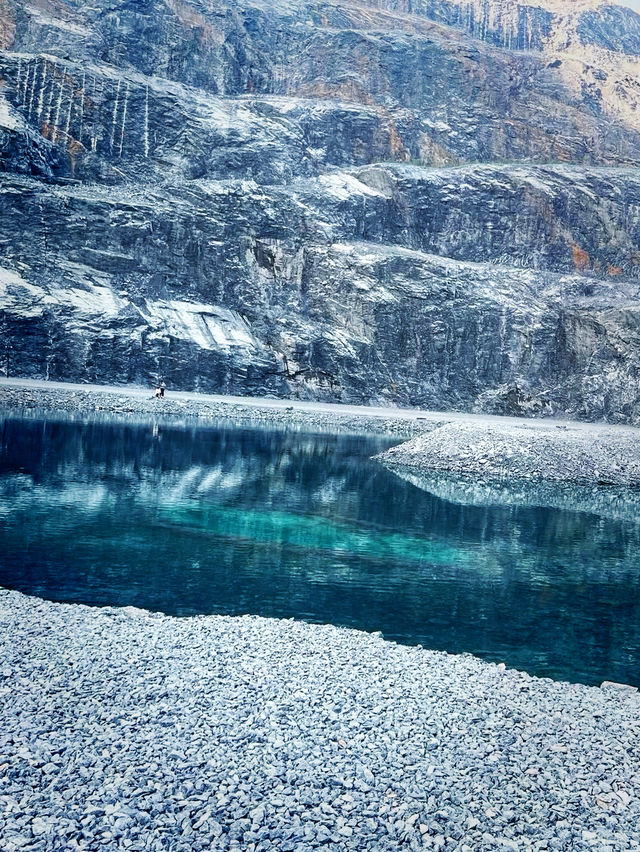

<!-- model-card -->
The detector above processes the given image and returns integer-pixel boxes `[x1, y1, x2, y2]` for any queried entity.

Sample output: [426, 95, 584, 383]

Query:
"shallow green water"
[1, 414, 639, 687]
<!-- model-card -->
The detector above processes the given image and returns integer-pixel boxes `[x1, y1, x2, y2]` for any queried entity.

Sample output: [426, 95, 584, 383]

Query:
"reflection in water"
[1, 415, 640, 687]
[387, 466, 640, 525]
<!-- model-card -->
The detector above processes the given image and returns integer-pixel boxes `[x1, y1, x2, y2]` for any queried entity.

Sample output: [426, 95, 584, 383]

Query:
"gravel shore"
[377, 422, 640, 487]
[1, 590, 639, 852]
[0, 382, 433, 437]
[4, 380, 640, 486]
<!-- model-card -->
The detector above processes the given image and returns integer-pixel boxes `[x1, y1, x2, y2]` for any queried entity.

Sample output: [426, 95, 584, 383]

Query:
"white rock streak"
[36, 61, 48, 120]
[22, 61, 31, 108]
[27, 59, 42, 121]
[64, 81, 74, 137]
[78, 71, 86, 145]
[144, 84, 150, 158]
[53, 71, 65, 136]
[16, 57, 22, 100]
[110, 79, 121, 154]
[44, 65, 56, 126]
[119, 82, 129, 157]
[90, 76, 98, 152]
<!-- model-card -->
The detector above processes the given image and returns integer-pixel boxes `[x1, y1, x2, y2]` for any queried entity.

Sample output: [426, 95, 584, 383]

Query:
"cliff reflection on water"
[1, 415, 639, 687]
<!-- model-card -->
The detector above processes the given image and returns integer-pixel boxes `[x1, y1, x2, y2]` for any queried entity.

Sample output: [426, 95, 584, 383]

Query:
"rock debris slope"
[2, 0, 640, 421]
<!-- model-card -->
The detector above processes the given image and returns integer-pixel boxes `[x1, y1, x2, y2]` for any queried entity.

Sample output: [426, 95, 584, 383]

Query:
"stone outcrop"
[1, 0, 640, 421]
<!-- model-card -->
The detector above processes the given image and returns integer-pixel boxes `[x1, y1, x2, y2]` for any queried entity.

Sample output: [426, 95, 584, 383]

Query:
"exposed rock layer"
[1, 0, 640, 421]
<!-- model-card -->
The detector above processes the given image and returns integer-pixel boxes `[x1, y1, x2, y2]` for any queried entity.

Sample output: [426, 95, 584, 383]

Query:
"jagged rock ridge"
[1, 0, 640, 421]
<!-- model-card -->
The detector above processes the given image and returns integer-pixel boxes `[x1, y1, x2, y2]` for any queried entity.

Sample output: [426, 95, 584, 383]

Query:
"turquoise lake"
[1, 414, 639, 687]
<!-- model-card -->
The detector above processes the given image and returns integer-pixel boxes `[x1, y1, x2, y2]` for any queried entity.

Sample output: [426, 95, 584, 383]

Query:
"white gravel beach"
[1, 590, 639, 852]
[0, 379, 438, 437]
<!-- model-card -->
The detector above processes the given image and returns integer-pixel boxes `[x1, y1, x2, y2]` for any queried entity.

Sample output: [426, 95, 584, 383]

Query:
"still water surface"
[1, 415, 639, 687]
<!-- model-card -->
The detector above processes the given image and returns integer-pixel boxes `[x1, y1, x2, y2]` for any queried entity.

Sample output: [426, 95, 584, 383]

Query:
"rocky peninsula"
[376, 421, 640, 488]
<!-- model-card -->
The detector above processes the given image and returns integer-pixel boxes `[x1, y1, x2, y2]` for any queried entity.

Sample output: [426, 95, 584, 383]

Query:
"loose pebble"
[1, 589, 639, 851]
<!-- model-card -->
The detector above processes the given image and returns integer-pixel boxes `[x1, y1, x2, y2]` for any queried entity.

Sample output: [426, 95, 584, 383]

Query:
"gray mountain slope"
[1, 0, 640, 421]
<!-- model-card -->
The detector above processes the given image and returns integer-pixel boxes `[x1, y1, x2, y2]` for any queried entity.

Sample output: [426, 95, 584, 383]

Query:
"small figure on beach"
[154, 381, 166, 399]
[160, 382, 165, 398]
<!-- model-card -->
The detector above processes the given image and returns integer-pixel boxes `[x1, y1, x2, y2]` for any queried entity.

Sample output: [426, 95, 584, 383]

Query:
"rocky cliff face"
[1, 0, 640, 421]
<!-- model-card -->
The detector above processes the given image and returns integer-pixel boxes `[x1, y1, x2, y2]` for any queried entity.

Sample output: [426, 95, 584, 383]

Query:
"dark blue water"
[1, 414, 639, 687]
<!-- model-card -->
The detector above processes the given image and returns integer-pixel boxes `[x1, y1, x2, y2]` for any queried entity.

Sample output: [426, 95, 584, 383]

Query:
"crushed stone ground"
[1, 590, 639, 852]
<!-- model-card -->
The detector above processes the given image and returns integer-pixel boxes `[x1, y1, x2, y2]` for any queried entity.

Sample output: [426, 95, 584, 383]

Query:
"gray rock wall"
[1, 0, 640, 421]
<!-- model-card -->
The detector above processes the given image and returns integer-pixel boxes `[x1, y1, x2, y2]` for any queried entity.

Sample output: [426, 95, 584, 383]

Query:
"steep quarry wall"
[1, 0, 640, 421]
